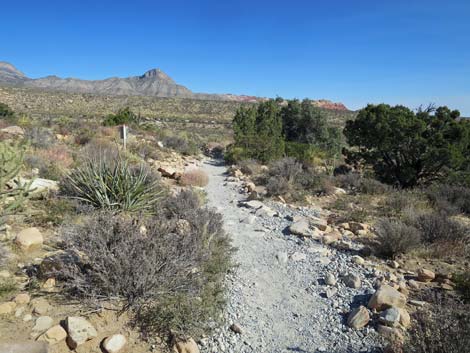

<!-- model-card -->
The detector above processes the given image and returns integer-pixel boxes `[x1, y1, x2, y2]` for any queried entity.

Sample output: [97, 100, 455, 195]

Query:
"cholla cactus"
[0, 141, 31, 225]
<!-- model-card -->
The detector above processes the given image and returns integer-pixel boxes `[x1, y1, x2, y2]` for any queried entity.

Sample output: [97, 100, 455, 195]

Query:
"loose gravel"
[201, 160, 384, 353]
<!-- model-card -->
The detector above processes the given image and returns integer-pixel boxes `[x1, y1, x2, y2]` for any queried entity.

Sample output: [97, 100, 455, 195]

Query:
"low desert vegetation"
[179, 169, 209, 187]
[455, 272, 470, 303]
[261, 157, 335, 201]
[425, 183, 470, 215]
[102, 106, 139, 126]
[0, 101, 233, 347]
[373, 218, 422, 259]
[0, 102, 15, 123]
[403, 291, 470, 353]
[61, 155, 164, 214]
[53, 189, 231, 337]
[1, 91, 469, 352]
[0, 140, 31, 226]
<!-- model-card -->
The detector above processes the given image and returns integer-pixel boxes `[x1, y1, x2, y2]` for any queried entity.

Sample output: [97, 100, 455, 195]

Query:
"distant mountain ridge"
[0, 61, 348, 110]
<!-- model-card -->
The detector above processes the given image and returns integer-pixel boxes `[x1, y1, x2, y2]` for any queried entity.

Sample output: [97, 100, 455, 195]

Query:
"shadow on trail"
[205, 158, 225, 167]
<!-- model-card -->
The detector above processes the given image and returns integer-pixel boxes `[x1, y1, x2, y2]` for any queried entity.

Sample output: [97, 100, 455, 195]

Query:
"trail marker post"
[120, 124, 128, 151]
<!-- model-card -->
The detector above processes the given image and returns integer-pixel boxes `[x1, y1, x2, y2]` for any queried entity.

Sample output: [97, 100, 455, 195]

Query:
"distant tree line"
[227, 98, 342, 164]
[229, 99, 470, 188]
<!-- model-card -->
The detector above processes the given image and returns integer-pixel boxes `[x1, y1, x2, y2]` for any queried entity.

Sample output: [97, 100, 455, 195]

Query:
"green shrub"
[224, 146, 250, 164]
[232, 100, 285, 163]
[455, 272, 470, 303]
[103, 107, 137, 126]
[61, 155, 164, 214]
[0, 102, 15, 123]
[0, 278, 17, 300]
[281, 99, 343, 156]
[374, 218, 422, 258]
[0, 141, 31, 226]
[285, 142, 321, 166]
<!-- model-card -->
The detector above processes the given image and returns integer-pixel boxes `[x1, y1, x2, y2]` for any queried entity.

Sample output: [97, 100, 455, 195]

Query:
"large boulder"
[310, 217, 329, 231]
[32, 316, 54, 335]
[13, 293, 31, 305]
[239, 200, 277, 218]
[379, 307, 401, 327]
[289, 218, 311, 237]
[417, 268, 435, 282]
[347, 306, 370, 329]
[103, 334, 127, 353]
[37, 325, 67, 344]
[322, 230, 342, 245]
[368, 284, 407, 311]
[341, 273, 361, 289]
[398, 307, 411, 328]
[65, 316, 97, 349]
[15, 228, 43, 250]
[28, 178, 59, 194]
[31, 298, 52, 315]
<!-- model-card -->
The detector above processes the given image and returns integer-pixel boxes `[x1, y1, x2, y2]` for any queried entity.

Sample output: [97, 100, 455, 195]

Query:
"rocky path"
[201, 160, 383, 353]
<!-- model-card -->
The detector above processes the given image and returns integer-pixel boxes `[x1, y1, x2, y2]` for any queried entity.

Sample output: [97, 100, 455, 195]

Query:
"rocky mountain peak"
[0, 62, 25, 77]
[140, 68, 174, 82]
[0, 61, 349, 109]
[0, 61, 28, 84]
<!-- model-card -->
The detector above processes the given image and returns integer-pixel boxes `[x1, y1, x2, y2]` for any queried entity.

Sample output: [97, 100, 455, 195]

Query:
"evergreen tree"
[231, 100, 285, 163]
[254, 100, 285, 162]
[344, 104, 468, 188]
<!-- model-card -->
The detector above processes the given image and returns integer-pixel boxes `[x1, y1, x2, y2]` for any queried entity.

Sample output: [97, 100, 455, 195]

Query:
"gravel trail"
[201, 160, 383, 353]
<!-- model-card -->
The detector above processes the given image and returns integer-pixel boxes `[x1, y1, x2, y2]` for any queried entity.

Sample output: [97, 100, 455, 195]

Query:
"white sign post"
[120, 124, 128, 151]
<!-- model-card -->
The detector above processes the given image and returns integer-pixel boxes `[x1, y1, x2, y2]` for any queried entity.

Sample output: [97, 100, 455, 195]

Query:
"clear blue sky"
[1, 0, 469, 114]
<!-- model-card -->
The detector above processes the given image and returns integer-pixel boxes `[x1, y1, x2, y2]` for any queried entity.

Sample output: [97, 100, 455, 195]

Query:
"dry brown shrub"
[52, 189, 232, 337]
[99, 126, 119, 138]
[179, 169, 209, 187]
[36, 145, 73, 170]
[404, 290, 470, 353]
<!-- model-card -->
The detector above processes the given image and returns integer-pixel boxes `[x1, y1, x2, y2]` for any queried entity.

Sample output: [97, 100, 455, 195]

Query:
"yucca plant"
[61, 155, 164, 213]
[0, 141, 32, 226]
